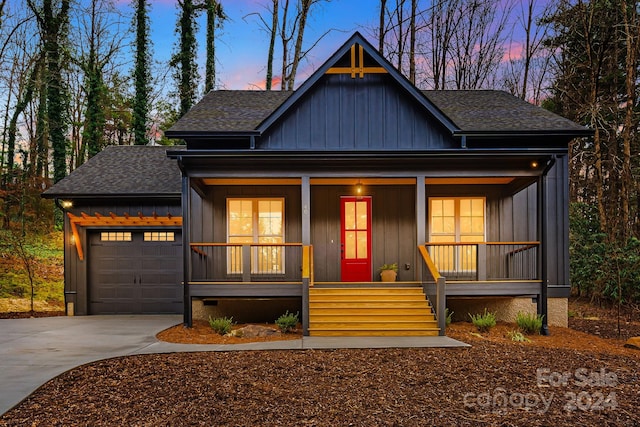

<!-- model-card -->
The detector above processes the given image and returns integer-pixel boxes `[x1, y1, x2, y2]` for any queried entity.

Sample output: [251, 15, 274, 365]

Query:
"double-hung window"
[227, 198, 284, 274]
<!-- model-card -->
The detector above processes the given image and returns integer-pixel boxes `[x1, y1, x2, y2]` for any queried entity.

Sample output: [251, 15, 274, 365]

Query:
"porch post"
[416, 176, 426, 282]
[181, 174, 193, 327]
[537, 166, 551, 336]
[301, 176, 311, 336]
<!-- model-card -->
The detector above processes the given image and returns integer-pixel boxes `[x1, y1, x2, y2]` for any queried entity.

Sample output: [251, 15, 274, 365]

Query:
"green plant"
[469, 309, 496, 333]
[445, 308, 454, 326]
[378, 263, 398, 272]
[275, 311, 299, 333]
[507, 330, 531, 342]
[208, 316, 234, 335]
[516, 311, 544, 335]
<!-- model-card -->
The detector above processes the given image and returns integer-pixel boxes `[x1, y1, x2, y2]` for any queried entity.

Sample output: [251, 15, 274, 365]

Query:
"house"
[44, 33, 590, 336]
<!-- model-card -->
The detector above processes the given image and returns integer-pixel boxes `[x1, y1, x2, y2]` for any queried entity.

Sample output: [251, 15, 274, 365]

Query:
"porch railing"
[423, 242, 539, 281]
[190, 243, 308, 283]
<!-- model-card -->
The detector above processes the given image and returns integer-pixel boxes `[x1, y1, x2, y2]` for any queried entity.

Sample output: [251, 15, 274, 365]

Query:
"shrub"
[469, 309, 496, 333]
[507, 330, 531, 342]
[516, 311, 544, 335]
[445, 308, 454, 326]
[275, 311, 299, 333]
[208, 316, 234, 335]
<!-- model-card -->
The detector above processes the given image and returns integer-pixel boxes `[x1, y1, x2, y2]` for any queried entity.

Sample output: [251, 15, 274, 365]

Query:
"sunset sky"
[138, 0, 380, 90]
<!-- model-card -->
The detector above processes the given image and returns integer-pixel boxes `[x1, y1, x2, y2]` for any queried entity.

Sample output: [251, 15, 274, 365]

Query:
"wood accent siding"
[259, 73, 454, 151]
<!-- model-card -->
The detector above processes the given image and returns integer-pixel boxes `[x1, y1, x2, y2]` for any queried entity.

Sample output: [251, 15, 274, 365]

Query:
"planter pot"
[380, 270, 397, 282]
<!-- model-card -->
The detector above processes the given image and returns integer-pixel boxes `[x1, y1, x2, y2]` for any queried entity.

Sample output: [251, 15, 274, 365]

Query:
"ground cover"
[0, 299, 638, 426]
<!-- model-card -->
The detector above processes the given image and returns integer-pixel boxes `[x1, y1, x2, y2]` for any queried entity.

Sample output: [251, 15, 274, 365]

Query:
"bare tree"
[502, 0, 553, 103]
[279, 0, 330, 91]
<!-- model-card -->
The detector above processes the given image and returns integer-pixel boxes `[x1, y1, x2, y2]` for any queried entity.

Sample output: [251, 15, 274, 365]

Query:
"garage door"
[89, 230, 183, 314]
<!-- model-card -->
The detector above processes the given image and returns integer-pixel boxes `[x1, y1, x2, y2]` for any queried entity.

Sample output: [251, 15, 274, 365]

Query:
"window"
[227, 198, 284, 274]
[429, 198, 485, 272]
[100, 232, 131, 242]
[144, 231, 175, 242]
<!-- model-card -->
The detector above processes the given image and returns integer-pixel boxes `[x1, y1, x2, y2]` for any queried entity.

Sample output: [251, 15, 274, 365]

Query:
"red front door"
[340, 196, 372, 282]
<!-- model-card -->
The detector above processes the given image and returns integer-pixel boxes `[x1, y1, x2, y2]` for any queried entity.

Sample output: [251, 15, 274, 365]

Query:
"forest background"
[0, 0, 638, 311]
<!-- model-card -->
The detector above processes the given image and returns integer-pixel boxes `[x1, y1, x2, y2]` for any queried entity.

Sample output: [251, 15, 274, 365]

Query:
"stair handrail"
[418, 244, 446, 336]
[418, 245, 441, 281]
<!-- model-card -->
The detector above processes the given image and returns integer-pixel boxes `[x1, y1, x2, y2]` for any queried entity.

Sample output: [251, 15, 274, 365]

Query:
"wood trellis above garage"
[67, 212, 182, 261]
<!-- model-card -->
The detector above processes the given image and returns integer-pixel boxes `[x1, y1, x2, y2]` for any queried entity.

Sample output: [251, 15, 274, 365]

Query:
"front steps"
[308, 286, 440, 336]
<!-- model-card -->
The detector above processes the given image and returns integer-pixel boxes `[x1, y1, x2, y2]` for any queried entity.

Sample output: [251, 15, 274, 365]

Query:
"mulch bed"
[0, 311, 65, 319]
[1, 300, 639, 426]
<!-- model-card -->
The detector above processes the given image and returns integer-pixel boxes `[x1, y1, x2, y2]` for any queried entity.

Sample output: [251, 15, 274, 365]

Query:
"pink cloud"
[503, 41, 525, 62]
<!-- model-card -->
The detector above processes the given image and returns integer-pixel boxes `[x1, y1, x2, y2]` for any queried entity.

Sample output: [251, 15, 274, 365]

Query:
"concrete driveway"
[0, 315, 182, 415]
[0, 315, 468, 416]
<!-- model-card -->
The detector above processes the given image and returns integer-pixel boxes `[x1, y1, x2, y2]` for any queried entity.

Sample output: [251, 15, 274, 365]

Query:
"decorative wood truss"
[67, 212, 182, 261]
[326, 43, 388, 78]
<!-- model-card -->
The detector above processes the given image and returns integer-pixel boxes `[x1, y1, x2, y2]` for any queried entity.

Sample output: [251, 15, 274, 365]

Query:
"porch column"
[181, 174, 193, 327]
[416, 175, 426, 282]
[537, 160, 554, 336]
[301, 176, 311, 336]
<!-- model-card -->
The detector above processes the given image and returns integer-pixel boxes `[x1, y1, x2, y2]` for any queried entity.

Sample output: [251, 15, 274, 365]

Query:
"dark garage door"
[89, 231, 183, 314]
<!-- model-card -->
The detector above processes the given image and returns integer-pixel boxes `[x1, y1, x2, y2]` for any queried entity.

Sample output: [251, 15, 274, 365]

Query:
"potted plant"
[379, 263, 398, 282]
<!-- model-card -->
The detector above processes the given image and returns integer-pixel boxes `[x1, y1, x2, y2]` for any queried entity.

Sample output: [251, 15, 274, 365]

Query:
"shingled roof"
[43, 145, 183, 198]
[422, 90, 587, 134]
[166, 88, 588, 137]
[166, 90, 293, 134]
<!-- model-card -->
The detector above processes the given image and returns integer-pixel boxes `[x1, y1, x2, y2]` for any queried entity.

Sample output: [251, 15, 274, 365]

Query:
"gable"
[258, 72, 454, 150]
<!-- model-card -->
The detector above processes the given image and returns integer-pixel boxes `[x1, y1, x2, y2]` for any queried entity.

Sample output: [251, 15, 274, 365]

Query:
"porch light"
[355, 181, 363, 195]
[530, 161, 539, 169]
[61, 200, 73, 209]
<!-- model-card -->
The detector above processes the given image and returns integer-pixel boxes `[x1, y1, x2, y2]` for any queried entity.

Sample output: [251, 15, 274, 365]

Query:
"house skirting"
[192, 297, 302, 324]
[447, 297, 568, 328]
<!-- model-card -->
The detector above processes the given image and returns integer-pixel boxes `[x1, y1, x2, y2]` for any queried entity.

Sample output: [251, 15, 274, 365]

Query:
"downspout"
[538, 156, 556, 336]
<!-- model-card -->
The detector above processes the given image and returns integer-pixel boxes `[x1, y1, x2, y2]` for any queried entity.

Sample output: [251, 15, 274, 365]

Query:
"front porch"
[185, 240, 544, 336]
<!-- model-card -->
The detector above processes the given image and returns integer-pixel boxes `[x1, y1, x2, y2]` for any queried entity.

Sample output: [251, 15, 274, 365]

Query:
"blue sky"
[141, 0, 381, 89]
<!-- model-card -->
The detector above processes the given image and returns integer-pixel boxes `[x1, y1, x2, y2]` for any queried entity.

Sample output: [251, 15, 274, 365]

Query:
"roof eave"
[454, 129, 594, 138]
[42, 192, 181, 200]
[164, 130, 260, 139]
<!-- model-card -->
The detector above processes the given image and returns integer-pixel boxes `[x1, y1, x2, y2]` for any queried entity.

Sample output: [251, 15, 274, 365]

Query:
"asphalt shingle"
[43, 145, 183, 198]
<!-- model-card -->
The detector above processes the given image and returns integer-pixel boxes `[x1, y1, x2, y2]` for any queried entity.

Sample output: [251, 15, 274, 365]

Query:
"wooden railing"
[190, 243, 309, 283]
[424, 242, 539, 281]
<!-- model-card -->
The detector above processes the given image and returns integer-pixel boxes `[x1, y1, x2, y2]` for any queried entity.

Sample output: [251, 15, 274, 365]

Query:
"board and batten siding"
[311, 185, 416, 282]
[259, 74, 454, 151]
[189, 185, 302, 281]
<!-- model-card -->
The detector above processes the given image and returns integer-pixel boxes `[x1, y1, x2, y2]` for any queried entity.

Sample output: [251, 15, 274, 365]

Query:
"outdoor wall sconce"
[61, 200, 73, 209]
[355, 181, 363, 195]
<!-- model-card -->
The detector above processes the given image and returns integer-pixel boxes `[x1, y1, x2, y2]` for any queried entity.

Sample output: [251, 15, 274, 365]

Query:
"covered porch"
[176, 153, 561, 336]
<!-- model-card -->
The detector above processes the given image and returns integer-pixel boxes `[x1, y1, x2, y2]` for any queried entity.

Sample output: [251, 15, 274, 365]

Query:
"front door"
[340, 196, 372, 281]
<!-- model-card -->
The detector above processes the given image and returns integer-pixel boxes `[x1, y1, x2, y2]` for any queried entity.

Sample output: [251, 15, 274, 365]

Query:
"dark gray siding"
[311, 185, 416, 282]
[546, 156, 570, 288]
[189, 185, 302, 281]
[259, 74, 454, 150]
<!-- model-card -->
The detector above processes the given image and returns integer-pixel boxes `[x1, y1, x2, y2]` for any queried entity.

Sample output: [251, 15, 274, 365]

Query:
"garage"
[89, 230, 183, 314]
